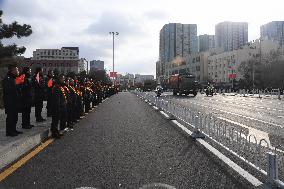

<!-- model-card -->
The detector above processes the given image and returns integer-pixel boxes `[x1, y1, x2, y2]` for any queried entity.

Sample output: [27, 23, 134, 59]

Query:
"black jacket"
[51, 84, 67, 116]
[20, 74, 33, 109]
[2, 72, 20, 114]
[33, 73, 45, 103]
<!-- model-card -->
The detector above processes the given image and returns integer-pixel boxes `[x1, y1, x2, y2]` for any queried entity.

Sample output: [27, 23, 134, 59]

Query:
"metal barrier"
[236, 88, 282, 100]
[134, 91, 284, 187]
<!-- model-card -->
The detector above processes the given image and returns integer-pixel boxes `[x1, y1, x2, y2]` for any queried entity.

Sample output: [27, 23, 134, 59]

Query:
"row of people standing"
[49, 73, 118, 138]
[2, 66, 47, 136]
[2, 65, 118, 137]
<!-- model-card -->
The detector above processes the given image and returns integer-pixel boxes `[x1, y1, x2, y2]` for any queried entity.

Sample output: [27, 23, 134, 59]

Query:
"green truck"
[169, 74, 198, 96]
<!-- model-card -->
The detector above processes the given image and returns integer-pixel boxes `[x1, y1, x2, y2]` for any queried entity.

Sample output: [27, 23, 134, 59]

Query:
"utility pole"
[109, 32, 119, 85]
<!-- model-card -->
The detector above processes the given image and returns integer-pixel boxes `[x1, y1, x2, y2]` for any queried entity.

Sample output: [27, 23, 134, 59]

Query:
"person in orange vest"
[50, 74, 67, 138]
[20, 67, 34, 129]
[74, 78, 84, 120]
[83, 78, 91, 113]
[68, 78, 78, 124]
[33, 67, 46, 122]
[2, 65, 23, 136]
[46, 70, 54, 117]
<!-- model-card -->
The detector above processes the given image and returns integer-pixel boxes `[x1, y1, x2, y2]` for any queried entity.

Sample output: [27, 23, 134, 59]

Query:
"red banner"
[228, 74, 236, 79]
[109, 72, 117, 78]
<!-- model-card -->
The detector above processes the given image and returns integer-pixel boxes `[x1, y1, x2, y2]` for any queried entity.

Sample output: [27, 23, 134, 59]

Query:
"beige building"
[32, 47, 79, 60]
[208, 39, 281, 84]
[29, 47, 83, 74]
[161, 39, 282, 85]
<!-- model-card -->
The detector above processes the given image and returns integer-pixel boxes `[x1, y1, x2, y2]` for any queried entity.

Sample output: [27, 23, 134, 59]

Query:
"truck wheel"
[173, 91, 177, 95]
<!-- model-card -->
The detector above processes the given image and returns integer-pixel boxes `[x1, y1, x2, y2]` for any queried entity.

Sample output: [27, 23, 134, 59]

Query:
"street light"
[109, 31, 119, 85]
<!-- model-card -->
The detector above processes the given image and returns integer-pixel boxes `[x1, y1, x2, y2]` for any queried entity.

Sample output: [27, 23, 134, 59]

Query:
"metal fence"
[134, 91, 284, 188]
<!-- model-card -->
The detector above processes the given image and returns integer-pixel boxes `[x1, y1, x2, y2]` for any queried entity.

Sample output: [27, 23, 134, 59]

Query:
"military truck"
[142, 80, 156, 92]
[169, 74, 198, 96]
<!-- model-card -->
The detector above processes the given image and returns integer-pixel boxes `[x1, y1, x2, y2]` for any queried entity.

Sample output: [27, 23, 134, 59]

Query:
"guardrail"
[133, 91, 284, 188]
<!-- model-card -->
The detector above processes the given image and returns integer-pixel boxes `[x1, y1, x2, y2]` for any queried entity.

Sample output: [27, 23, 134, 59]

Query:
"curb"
[0, 128, 51, 171]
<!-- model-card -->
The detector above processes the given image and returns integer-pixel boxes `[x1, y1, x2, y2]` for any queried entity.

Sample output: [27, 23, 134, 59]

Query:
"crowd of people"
[2, 65, 118, 139]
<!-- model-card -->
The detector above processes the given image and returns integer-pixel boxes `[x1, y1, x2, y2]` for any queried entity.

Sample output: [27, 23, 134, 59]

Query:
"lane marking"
[0, 138, 54, 182]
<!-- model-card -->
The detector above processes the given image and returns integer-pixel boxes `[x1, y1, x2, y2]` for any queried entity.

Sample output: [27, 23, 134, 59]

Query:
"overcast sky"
[1, 0, 284, 75]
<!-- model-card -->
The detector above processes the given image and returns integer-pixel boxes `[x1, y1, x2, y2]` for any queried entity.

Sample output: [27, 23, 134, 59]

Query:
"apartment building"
[215, 22, 248, 52]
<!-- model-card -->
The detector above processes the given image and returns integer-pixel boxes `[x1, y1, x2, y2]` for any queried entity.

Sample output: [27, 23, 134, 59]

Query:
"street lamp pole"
[109, 31, 119, 85]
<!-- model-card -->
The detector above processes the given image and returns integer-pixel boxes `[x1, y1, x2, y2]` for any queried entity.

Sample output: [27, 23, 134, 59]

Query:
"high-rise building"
[90, 60, 104, 71]
[159, 23, 198, 63]
[198, 34, 215, 52]
[159, 23, 198, 79]
[215, 22, 248, 52]
[260, 21, 284, 47]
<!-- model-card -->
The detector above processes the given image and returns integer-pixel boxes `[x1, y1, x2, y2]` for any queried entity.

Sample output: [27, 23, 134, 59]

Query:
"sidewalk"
[0, 102, 51, 170]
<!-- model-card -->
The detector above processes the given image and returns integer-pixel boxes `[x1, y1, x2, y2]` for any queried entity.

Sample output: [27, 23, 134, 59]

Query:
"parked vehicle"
[143, 80, 156, 92]
[169, 74, 198, 96]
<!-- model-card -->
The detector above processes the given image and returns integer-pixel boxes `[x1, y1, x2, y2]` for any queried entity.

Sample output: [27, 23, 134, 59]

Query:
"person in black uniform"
[67, 78, 78, 125]
[2, 65, 23, 136]
[74, 79, 84, 120]
[33, 67, 46, 122]
[46, 70, 54, 117]
[83, 79, 91, 113]
[50, 74, 67, 138]
[20, 67, 34, 129]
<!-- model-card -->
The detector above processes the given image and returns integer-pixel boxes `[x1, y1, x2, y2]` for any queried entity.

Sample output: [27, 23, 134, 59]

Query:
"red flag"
[47, 79, 53, 88]
[228, 74, 236, 79]
[35, 73, 40, 83]
[109, 72, 117, 78]
[16, 74, 25, 85]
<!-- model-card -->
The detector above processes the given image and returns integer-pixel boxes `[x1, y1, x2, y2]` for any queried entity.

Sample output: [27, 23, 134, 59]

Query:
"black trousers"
[51, 111, 67, 132]
[22, 108, 31, 127]
[46, 97, 52, 117]
[35, 101, 43, 120]
[6, 112, 18, 134]
[84, 100, 91, 113]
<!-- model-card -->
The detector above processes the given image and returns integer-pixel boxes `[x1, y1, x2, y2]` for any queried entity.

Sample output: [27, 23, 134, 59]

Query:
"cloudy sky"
[1, 0, 284, 75]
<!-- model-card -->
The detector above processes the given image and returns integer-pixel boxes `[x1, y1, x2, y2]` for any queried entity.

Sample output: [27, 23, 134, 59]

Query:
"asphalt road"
[145, 91, 284, 181]
[0, 92, 244, 189]
[156, 92, 284, 147]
